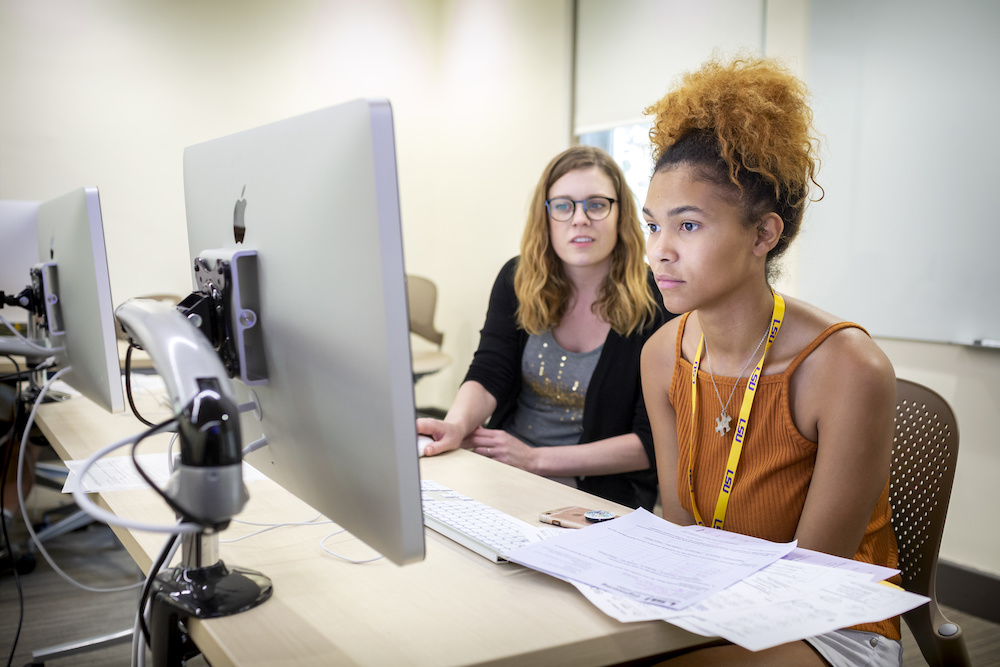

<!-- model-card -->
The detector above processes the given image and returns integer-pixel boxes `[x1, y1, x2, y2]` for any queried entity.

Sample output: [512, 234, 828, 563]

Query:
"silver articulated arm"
[115, 298, 247, 528]
[117, 298, 272, 657]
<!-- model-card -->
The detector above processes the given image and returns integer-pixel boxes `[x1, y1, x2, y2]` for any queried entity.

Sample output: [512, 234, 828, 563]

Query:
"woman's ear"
[753, 212, 784, 257]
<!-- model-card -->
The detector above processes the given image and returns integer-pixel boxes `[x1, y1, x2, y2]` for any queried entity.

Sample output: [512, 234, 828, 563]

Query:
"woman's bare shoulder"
[783, 296, 894, 396]
[783, 296, 895, 441]
[643, 315, 682, 365]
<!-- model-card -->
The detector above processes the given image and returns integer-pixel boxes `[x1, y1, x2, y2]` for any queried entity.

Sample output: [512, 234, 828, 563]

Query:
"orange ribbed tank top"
[669, 312, 901, 639]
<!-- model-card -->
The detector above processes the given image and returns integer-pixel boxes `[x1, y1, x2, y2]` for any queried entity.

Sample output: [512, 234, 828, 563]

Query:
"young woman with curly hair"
[640, 56, 900, 665]
[417, 145, 674, 510]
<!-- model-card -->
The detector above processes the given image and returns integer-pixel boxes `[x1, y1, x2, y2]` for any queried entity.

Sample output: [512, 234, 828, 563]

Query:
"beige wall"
[767, 1, 999, 579]
[2, 0, 995, 581]
[573, 0, 999, 580]
[0, 0, 573, 414]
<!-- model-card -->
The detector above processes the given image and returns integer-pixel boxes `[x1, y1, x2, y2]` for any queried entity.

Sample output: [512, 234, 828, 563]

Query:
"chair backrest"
[406, 275, 444, 347]
[889, 378, 971, 667]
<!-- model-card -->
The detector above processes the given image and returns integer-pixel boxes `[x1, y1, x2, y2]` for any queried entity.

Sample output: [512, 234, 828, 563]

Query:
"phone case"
[539, 506, 599, 529]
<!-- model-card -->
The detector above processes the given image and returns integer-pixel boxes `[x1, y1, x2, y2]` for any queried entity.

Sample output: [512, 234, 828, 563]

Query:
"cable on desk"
[1, 354, 25, 667]
[242, 436, 268, 456]
[68, 419, 203, 535]
[220, 513, 330, 544]
[130, 420, 216, 527]
[0, 354, 19, 450]
[319, 528, 384, 564]
[15, 366, 144, 593]
[0, 313, 63, 353]
[136, 528, 181, 651]
[0, 357, 56, 385]
[124, 343, 157, 427]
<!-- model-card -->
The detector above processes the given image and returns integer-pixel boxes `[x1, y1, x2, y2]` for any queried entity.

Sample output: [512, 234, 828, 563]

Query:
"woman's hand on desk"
[415, 419, 538, 473]
[463, 427, 537, 472]
[417, 381, 500, 457]
[415, 418, 466, 456]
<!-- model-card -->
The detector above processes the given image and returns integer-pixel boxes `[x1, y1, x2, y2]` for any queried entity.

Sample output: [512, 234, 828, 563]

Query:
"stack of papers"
[505, 509, 927, 651]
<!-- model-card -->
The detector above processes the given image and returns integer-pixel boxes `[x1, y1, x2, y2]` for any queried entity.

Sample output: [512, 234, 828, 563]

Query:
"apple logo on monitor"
[234, 185, 247, 244]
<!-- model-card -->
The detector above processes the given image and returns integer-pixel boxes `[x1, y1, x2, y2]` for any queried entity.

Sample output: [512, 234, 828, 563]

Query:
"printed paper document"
[505, 508, 796, 610]
[507, 510, 927, 652]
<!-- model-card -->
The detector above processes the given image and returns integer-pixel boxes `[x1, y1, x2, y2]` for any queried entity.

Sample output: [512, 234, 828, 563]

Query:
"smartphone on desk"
[539, 506, 616, 529]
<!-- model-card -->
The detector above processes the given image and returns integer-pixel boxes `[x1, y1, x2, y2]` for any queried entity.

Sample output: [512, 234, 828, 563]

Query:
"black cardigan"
[463, 257, 675, 510]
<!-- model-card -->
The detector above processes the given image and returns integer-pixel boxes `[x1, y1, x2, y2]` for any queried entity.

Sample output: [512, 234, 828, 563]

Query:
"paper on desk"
[504, 508, 795, 610]
[49, 379, 81, 397]
[568, 547, 927, 652]
[780, 545, 899, 582]
[668, 576, 928, 651]
[63, 454, 265, 493]
[571, 558, 868, 622]
[119, 373, 175, 418]
[684, 524, 900, 582]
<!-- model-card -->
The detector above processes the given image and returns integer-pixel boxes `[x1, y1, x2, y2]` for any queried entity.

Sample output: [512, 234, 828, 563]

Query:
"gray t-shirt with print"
[504, 330, 603, 447]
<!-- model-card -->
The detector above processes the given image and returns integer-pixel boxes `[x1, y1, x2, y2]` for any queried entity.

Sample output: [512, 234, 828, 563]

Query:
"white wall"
[0, 0, 573, 413]
[574, 0, 763, 133]
[775, 0, 998, 579]
[793, 0, 1000, 578]
[406, 1, 574, 410]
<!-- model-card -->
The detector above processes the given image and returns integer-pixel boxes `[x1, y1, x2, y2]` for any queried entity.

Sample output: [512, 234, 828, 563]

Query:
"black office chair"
[889, 379, 972, 667]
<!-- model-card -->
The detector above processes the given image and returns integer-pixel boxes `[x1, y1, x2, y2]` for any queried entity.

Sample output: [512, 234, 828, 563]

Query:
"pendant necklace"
[704, 325, 769, 436]
[687, 290, 785, 529]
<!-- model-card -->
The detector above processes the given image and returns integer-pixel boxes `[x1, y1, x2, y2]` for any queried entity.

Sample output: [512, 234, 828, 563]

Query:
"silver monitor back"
[0, 200, 40, 329]
[35, 188, 125, 414]
[183, 99, 424, 566]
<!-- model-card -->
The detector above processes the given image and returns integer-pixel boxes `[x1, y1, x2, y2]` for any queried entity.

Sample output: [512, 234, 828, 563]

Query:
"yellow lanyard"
[688, 291, 785, 530]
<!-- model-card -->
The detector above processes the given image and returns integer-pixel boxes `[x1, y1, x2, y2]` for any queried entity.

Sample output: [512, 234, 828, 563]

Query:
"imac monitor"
[183, 99, 424, 565]
[0, 200, 40, 329]
[35, 188, 125, 413]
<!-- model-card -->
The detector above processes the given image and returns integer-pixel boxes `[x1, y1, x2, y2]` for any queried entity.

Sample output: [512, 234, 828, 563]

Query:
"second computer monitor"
[0, 200, 40, 330]
[182, 99, 424, 566]
[36, 188, 125, 414]
[1, 191, 123, 414]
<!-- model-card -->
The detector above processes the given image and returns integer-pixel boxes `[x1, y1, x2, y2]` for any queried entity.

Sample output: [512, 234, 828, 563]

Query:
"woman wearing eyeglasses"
[416, 145, 674, 510]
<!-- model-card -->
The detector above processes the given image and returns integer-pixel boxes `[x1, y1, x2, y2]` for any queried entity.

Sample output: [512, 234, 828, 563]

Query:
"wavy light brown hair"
[515, 146, 656, 336]
[644, 54, 822, 279]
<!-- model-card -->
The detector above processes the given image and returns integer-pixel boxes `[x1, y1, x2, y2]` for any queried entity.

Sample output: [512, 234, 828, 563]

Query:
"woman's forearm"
[443, 381, 498, 438]
[529, 433, 649, 478]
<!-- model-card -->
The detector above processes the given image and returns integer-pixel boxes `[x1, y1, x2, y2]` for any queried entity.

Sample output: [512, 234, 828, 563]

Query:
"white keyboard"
[421, 480, 547, 562]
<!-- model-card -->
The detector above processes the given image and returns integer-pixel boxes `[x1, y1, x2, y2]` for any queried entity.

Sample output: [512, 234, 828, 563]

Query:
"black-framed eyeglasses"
[545, 196, 617, 222]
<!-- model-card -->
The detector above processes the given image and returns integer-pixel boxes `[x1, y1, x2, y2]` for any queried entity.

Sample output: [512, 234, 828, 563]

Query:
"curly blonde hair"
[644, 54, 822, 274]
[515, 146, 656, 336]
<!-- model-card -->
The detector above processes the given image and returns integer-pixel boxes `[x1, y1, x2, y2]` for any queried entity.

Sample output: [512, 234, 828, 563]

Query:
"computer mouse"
[417, 434, 433, 457]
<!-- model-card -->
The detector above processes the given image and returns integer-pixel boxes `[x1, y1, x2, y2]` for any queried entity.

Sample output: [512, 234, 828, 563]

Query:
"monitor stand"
[149, 531, 272, 667]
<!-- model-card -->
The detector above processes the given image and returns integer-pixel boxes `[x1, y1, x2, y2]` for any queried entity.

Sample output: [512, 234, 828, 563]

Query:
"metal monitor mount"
[116, 249, 271, 667]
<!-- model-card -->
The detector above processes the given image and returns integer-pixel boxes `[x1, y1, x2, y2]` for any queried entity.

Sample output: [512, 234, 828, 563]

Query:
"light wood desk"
[35, 395, 710, 667]
[0, 340, 154, 375]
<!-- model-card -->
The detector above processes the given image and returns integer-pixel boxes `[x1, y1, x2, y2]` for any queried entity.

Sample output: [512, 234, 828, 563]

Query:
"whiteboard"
[797, 0, 1000, 346]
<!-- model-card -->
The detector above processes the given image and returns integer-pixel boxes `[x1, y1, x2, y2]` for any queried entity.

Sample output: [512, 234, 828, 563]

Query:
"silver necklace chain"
[705, 325, 770, 436]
